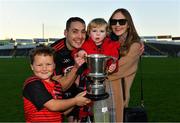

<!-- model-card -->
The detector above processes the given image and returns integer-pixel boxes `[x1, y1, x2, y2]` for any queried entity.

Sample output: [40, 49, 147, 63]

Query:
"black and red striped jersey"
[50, 38, 80, 99]
[23, 76, 63, 122]
[50, 38, 75, 76]
[50, 38, 91, 120]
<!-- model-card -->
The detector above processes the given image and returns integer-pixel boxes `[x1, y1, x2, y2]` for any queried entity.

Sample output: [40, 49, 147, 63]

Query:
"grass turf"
[130, 57, 180, 121]
[0, 57, 179, 121]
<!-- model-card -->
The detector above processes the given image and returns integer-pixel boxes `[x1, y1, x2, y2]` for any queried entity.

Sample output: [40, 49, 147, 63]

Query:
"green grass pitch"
[0, 57, 180, 121]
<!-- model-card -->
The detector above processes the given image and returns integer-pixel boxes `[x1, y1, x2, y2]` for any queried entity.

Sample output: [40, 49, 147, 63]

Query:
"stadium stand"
[0, 37, 179, 57]
[144, 41, 180, 57]
[142, 35, 180, 57]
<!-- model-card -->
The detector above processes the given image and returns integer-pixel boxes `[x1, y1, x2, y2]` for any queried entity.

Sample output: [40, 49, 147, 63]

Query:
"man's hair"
[66, 17, 86, 30]
[29, 45, 55, 64]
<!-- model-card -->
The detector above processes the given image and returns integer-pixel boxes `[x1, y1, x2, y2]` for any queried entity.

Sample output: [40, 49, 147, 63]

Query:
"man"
[50, 17, 87, 122]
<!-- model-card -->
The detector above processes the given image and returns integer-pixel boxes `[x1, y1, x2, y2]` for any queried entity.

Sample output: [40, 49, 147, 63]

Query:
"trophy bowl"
[86, 54, 110, 77]
[86, 54, 112, 101]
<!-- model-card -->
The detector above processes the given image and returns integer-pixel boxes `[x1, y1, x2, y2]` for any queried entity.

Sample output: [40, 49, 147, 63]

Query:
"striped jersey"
[23, 76, 63, 122]
[50, 38, 79, 99]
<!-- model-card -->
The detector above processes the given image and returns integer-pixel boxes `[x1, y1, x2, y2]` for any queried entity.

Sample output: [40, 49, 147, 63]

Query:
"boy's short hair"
[29, 45, 55, 64]
[87, 18, 108, 35]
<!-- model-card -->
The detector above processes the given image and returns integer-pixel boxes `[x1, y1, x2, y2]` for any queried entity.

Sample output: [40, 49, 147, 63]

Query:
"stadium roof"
[143, 39, 180, 45]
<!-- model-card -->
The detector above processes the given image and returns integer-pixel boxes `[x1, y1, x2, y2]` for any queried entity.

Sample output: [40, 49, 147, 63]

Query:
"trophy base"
[86, 92, 109, 101]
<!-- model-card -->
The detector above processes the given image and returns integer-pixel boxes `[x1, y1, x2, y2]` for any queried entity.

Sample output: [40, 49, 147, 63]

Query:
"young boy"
[23, 45, 91, 122]
[72, 18, 121, 122]
[77, 18, 120, 73]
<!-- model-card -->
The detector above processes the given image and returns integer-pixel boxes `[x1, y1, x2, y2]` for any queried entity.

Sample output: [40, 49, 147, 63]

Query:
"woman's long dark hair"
[108, 8, 140, 56]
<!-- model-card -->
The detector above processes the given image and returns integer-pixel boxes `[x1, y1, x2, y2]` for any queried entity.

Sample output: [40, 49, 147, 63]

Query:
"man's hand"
[52, 75, 62, 82]
[77, 50, 87, 58]
[74, 53, 86, 68]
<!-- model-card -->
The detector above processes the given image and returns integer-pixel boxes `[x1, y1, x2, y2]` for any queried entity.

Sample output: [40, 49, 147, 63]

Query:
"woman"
[107, 8, 143, 122]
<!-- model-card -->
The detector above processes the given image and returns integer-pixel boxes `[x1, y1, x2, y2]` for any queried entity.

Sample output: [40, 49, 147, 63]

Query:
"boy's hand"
[74, 91, 91, 106]
[108, 63, 117, 73]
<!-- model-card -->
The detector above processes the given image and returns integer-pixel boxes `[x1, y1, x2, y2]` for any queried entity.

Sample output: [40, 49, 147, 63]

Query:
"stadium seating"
[0, 39, 180, 57]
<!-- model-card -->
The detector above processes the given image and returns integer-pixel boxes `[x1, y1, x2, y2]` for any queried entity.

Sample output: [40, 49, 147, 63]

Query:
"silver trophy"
[86, 54, 115, 101]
